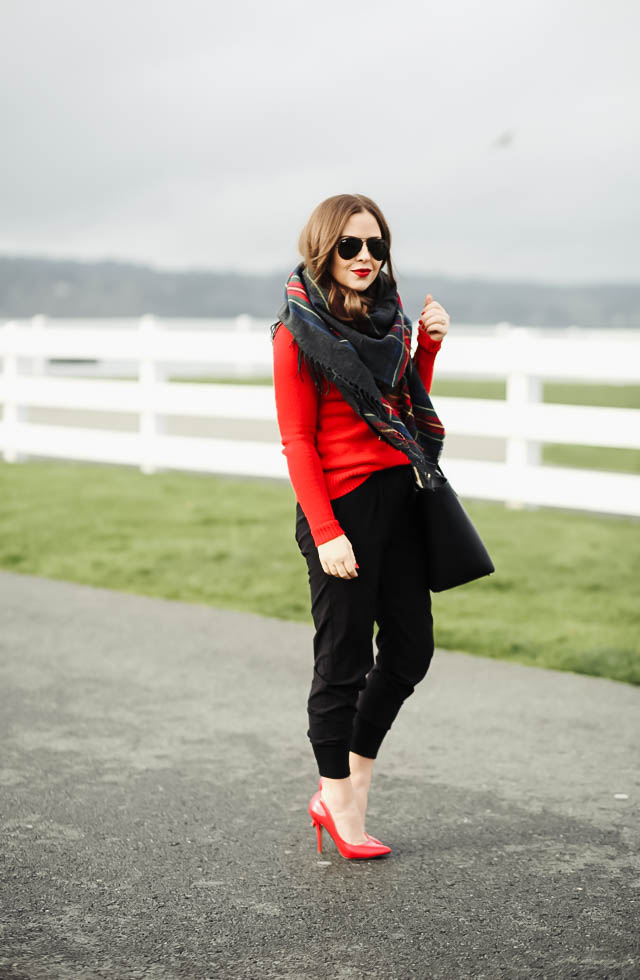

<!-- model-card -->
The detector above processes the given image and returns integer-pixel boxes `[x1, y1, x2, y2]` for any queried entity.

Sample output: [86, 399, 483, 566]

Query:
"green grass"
[174, 374, 640, 411]
[1, 460, 638, 685]
[542, 444, 640, 473]
[431, 379, 640, 409]
[78, 370, 640, 410]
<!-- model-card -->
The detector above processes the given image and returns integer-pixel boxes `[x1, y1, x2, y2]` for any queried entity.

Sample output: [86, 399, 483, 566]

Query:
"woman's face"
[330, 210, 385, 292]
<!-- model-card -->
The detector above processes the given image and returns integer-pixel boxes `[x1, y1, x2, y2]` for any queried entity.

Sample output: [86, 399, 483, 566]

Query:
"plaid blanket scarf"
[271, 263, 445, 489]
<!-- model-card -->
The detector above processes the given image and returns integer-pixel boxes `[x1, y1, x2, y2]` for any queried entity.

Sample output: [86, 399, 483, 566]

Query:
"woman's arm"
[413, 328, 442, 393]
[413, 292, 450, 391]
[272, 324, 345, 546]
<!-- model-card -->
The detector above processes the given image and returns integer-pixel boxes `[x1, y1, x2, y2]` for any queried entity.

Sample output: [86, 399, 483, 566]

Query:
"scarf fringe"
[304, 347, 443, 478]
[272, 265, 446, 484]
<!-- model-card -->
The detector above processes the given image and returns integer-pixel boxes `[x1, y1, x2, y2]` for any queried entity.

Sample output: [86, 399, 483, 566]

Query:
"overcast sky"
[1, 0, 638, 282]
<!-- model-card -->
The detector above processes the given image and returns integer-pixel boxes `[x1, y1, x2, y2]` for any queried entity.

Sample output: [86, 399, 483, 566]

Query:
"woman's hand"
[418, 293, 450, 343]
[317, 534, 359, 579]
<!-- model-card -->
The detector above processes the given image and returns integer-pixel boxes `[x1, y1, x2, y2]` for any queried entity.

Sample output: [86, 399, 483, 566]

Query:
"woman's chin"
[350, 276, 377, 292]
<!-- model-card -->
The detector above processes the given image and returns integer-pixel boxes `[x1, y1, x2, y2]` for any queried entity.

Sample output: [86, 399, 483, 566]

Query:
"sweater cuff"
[417, 328, 443, 353]
[311, 519, 345, 547]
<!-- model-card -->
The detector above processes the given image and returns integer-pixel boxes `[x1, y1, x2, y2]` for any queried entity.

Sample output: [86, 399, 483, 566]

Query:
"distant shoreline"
[1, 255, 639, 327]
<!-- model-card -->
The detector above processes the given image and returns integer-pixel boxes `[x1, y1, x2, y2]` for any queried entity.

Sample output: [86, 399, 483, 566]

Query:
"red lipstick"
[352, 269, 371, 278]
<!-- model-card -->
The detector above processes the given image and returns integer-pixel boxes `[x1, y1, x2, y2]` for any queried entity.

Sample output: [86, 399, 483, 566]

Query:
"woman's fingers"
[335, 561, 357, 579]
[420, 304, 446, 321]
[321, 559, 358, 579]
[317, 534, 358, 578]
[422, 309, 446, 323]
[418, 298, 450, 338]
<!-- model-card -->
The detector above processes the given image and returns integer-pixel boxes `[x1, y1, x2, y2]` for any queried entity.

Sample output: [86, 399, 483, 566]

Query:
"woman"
[271, 193, 450, 859]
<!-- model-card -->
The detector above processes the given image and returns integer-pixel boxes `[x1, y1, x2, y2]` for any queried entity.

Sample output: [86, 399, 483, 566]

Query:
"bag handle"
[413, 462, 448, 491]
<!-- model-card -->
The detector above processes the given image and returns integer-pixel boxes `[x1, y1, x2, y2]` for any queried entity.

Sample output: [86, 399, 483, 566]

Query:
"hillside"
[1, 255, 638, 327]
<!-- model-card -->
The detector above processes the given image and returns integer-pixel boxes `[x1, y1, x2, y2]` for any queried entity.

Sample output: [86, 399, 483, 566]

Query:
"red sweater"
[273, 323, 442, 546]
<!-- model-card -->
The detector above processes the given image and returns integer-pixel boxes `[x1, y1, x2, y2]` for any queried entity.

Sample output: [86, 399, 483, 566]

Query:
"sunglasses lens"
[337, 237, 389, 261]
[337, 237, 361, 260]
[369, 239, 388, 261]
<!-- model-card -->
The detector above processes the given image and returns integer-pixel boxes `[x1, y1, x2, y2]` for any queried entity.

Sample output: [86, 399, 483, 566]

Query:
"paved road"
[1, 570, 638, 980]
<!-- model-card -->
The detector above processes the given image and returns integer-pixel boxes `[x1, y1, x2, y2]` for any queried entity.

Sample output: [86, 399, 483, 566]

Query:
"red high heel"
[318, 777, 387, 848]
[308, 790, 391, 859]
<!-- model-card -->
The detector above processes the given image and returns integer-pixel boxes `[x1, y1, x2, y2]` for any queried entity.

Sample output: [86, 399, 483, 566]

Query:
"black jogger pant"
[294, 463, 435, 779]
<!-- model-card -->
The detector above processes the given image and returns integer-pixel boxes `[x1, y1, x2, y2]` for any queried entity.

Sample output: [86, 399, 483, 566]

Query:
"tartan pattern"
[272, 263, 445, 486]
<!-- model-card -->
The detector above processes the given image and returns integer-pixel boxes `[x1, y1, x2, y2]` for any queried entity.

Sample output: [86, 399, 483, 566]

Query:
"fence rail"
[1, 317, 639, 518]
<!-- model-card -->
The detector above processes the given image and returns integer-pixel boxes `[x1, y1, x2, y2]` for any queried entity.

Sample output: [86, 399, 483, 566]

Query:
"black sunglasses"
[336, 236, 389, 261]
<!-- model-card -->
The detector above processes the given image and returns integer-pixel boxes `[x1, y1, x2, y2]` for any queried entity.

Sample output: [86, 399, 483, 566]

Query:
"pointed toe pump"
[317, 777, 388, 850]
[308, 790, 391, 859]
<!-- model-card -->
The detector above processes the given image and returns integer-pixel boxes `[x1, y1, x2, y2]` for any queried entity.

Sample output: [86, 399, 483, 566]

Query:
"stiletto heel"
[318, 777, 387, 849]
[308, 790, 391, 859]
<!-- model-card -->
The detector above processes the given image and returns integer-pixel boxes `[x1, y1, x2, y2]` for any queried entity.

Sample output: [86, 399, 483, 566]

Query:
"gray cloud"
[1, 0, 638, 281]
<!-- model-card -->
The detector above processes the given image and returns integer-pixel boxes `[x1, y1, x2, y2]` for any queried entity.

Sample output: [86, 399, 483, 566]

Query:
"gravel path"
[1, 569, 638, 979]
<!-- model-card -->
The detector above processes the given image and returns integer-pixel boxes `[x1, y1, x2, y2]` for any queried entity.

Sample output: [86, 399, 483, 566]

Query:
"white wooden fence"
[1, 316, 639, 518]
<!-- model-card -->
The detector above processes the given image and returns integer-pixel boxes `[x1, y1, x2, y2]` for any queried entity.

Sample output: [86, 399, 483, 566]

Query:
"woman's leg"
[295, 476, 384, 842]
[296, 478, 384, 776]
[348, 750, 375, 817]
[301, 522, 381, 778]
[351, 467, 434, 762]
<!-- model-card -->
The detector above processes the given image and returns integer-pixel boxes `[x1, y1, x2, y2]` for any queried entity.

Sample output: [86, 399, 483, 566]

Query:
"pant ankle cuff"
[311, 741, 351, 779]
[350, 714, 388, 759]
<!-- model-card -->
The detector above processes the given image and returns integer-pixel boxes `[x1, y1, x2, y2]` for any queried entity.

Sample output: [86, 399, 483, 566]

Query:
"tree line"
[1, 255, 638, 328]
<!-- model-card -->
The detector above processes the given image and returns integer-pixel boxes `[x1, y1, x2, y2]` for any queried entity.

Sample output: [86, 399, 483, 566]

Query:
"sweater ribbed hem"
[312, 519, 345, 547]
[417, 330, 443, 352]
[326, 461, 411, 502]
[309, 462, 413, 546]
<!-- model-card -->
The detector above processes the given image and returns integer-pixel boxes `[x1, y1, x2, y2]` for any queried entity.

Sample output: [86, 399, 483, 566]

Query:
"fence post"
[1, 321, 28, 463]
[30, 315, 48, 376]
[505, 327, 542, 509]
[138, 314, 166, 475]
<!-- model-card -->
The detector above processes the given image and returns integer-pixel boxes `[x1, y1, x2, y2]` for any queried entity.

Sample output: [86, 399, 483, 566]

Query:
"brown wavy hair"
[298, 193, 397, 323]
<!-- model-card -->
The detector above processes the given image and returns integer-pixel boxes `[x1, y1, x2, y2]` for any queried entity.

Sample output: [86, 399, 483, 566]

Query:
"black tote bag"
[415, 463, 495, 592]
